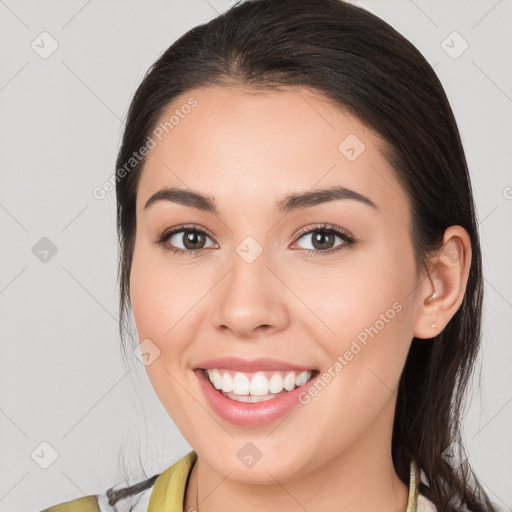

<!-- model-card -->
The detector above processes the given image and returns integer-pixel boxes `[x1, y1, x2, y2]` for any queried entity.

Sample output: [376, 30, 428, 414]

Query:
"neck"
[184, 399, 409, 512]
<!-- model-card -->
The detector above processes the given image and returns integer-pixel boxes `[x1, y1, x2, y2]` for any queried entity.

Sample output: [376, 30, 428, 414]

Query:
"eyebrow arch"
[143, 185, 379, 214]
[276, 186, 379, 214]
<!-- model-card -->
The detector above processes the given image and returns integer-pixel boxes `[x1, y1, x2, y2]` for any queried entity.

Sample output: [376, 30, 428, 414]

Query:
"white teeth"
[295, 370, 309, 387]
[221, 373, 233, 393]
[210, 369, 223, 390]
[249, 372, 269, 396]
[223, 391, 277, 403]
[269, 373, 284, 393]
[206, 369, 314, 397]
[232, 372, 250, 395]
[283, 371, 296, 391]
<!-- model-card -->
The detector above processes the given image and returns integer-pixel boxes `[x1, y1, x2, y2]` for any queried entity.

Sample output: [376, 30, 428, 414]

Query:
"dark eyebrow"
[144, 187, 218, 213]
[143, 185, 379, 214]
[276, 186, 379, 214]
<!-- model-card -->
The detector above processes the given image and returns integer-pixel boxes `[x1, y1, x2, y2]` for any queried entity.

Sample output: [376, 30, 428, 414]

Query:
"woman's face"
[130, 85, 424, 482]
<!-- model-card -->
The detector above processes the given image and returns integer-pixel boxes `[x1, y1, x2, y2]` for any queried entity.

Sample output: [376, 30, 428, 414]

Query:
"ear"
[413, 225, 472, 339]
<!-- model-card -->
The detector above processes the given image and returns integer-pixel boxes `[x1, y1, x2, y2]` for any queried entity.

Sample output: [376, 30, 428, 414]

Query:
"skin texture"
[129, 85, 471, 512]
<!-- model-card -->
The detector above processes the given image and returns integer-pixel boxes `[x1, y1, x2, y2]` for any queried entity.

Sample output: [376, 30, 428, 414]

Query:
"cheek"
[293, 240, 418, 383]
[129, 245, 213, 407]
[292, 261, 417, 448]
[129, 254, 167, 343]
[295, 248, 415, 337]
[129, 241, 200, 343]
[129, 247, 198, 421]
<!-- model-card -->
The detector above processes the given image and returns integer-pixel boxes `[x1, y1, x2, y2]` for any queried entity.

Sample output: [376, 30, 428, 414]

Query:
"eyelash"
[155, 223, 355, 258]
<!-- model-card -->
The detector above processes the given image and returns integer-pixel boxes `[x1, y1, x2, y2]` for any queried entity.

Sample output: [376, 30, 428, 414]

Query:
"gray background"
[0, 0, 511, 510]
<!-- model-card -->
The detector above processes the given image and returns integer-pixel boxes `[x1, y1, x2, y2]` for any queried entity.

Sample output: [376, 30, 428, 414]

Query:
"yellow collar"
[147, 450, 198, 512]
[148, 451, 420, 512]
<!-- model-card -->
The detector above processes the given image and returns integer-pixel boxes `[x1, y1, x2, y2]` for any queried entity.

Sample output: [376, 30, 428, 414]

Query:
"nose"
[210, 245, 290, 339]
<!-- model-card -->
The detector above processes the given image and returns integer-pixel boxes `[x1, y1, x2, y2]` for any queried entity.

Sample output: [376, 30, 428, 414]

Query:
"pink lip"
[195, 368, 320, 427]
[193, 356, 317, 372]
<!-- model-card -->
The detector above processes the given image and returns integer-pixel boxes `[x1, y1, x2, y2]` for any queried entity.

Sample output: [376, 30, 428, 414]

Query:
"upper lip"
[193, 357, 317, 372]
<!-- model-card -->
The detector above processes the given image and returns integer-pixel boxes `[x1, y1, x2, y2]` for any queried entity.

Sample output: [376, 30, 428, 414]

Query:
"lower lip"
[195, 369, 319, 427]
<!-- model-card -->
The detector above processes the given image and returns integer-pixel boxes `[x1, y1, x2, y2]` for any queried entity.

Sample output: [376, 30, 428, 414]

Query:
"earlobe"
[413, 226, 472, 340]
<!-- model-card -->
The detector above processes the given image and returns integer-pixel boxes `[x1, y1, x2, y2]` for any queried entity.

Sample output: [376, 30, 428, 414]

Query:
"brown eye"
[308, 230, 337, 250]
[157, 225, 218, 254]
[292, 224, 355, 256]
[178, 230, 208, 250]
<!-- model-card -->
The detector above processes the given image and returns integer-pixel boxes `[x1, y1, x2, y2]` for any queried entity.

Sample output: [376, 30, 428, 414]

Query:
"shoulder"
[40, 495, 100, 512]
[40, 486, 154, 512]
[40, 451, 197, 512]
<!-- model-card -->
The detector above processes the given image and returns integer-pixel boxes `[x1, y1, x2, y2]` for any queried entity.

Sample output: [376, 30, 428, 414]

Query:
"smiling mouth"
[201, 368, 319, 403]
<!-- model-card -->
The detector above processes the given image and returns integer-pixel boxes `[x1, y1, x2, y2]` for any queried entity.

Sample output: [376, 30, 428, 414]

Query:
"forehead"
[136, 85, 408, 220]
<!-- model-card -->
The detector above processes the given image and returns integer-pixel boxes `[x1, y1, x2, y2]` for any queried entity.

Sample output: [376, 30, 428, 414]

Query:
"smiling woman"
[40, 0, 498, 511]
